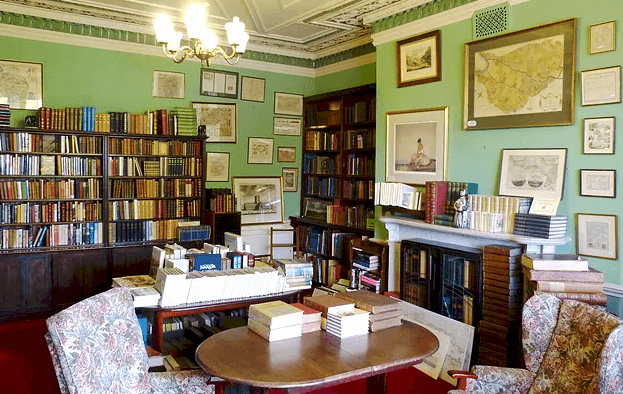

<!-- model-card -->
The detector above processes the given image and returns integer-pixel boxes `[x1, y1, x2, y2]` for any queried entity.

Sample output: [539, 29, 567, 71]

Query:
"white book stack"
[274, 258, 313, 291]
[326, 308, 370, 339]
[248, 301, 303, 342]
[128, 286, 161, 307]
[155, 267, 189, 307]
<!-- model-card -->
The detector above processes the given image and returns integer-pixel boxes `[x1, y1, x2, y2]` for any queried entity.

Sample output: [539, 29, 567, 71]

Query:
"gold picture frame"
[463, 18, 576, 130]
[589, 20, 615, 55]
[396, 30, 441, 88]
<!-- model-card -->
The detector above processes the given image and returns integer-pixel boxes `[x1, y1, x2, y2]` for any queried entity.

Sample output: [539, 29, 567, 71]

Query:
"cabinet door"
[0, 254, 53, 317]
[400, 242, 431, 308]
[0, 256, 22, 314]
[111, 245, 153, 278]
[437, 249, 481, 326]
[53, 249, 110, 310]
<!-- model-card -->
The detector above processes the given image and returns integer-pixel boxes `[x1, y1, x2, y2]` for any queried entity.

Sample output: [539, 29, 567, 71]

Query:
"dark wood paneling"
[111, 246, 152, 278]
[0, 256, 22, 314]
[21, 254, 53, 312]
[53, 249, 110, 310]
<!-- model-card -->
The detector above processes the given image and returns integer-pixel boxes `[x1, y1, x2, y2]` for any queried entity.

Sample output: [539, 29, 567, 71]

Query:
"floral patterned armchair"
[45, 286, 227, 394]
[448, 293, 623, 394]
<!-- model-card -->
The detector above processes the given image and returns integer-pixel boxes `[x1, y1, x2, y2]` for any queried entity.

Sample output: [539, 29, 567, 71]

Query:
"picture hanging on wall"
[589, 20, 615, 54]
[282, 167, 298, 192]
[463, 18, 576, 130]
[386, 107, 448, 185]
[233, 176, 283, 225]
[205, 152, 230, 182]
[277, 146, 296, 162]
[152, 70, 185, 99]
[580, 169, 616, 198]
[273, 117, 302, 136]
[0, 59, 43, 109]
[247, 137, 274, 164]
[200, 69, 238, 99]
[192, 102, 237, 143]
[241, 76, 266, 102]
[581, 66, 621, 106]
[499, 148, 567, 200]
[396, 30, 441, 88]
[583, 116, 614, 154]
[274, 92, 303, 116]
[576, 213, 618, 260]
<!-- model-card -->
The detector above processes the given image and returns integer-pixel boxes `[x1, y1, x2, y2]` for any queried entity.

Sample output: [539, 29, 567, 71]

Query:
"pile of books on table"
[326, 308, 370, 339]
[512, 213, 568, 239]
[112, 274, 161, 307]
[273, 258, 313, 291]
[247, 301, 303, 342]
[522, 253, 606, 306]
[292, 302, 322, 333]
[303, 294, 356, 330]
[334, 290, 402, 332]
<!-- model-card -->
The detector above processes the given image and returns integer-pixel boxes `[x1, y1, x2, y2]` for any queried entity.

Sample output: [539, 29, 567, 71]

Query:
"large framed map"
[192, 102, 237, 143]
[0, 59, 43, 110]
[463, 18, 576, 130]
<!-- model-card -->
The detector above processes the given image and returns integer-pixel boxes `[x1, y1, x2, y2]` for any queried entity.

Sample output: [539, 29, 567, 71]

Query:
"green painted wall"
[313, 62, 376, 96]
[376, 0, 623, 284]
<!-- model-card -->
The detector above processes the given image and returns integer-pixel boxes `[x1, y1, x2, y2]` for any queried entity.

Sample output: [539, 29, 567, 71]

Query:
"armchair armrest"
[448, 370, 478, 390]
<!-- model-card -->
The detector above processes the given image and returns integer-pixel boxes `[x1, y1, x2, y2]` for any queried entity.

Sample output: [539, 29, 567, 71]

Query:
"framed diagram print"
[499, 148, 567, 200]
[576, 213, 618, 260]
[583, 117, 614, 154]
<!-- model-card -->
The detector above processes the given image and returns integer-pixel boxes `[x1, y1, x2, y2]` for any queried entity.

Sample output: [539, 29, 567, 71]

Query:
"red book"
[159, 109, 168, 135]
[291, 302, 322, 323]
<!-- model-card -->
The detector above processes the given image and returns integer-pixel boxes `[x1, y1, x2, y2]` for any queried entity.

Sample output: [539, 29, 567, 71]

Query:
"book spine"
[536, 281, 603, 293]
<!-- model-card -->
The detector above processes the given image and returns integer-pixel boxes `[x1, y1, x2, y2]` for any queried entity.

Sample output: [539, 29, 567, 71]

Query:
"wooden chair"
[269, 226, 300, 263]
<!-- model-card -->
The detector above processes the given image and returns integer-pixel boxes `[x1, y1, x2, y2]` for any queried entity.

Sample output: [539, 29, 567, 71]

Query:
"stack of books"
[273, 258, 313, 290]
[512, 213, 568, 239]
[247, 301, 303, 342]
[326, 308, 370, 339]
[478, 245, 524, 367]
[0, 104, 9, 127]
[111, 274, 161, 307]
[303, 294, 355, 330]
[291, 302, 322, 333]
[170, 107, 197, 136]
[522, 253, 606, 306]
[334, 290, 402, 332]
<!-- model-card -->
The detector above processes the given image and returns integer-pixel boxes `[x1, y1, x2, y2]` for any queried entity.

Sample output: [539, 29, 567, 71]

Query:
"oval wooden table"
[195, 319, 439, 394]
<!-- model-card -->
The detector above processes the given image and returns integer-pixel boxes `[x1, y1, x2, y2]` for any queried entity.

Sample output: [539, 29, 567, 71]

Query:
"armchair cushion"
[522, 294, 561, 373]
[528, 299, 621, 394]
[463, 366, 535, 394]
[600, 325, 623, 394]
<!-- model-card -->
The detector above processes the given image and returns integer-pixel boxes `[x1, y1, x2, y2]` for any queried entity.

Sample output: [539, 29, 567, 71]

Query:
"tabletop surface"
[195, 319, 439, 391]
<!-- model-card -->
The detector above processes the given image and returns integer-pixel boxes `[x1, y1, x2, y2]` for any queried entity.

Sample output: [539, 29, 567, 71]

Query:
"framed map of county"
[463, 18, 576, 130]
[0, 59, 43, 110]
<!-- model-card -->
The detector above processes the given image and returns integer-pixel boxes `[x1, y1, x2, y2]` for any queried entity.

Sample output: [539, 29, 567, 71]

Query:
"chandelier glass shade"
[154, 3, 249, 67]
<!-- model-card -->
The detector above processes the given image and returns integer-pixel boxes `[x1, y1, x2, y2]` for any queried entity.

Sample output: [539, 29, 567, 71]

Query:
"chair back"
[46, 287, 151, 394]
[521, 293, 561, 373]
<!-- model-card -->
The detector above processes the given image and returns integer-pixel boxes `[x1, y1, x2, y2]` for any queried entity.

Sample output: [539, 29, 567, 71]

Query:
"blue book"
[191, 253, 222, 271]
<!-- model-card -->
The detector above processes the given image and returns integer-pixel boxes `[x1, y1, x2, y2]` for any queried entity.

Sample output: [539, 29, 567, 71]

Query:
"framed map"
[274, 92, 303, 116]
[241, 76, 265, 102]
[576, 213, 618, 260]
[463, 18, 576, 130]
[0, 59, 43, 109]
[206, 152, 229, 182]
[152, 70, 185, 99]
[192, 102, 237, 143]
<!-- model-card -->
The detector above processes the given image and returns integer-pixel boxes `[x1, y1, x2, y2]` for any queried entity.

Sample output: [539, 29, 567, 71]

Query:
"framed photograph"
[152, 70, 185, 99]
[241, 76, 265, 102]
[576, 213, 618, 260]
[386, 107, 448, 185]
[396, 30, 441, 88]
[463, 18, 576, 130]
[282, 167, 299, 192]
[589, 20, 615, 54]
[248, 137, 274, 164]
[205, 152, 230, 182]
[0, 59, 43, 109]
[303, 197, 331, 222]
[192, 102, 237, 143]
[580, 169, 616, 198]
[200, 69, 238, 99]
[277, 146, 296, 162]
[583, 117, 615, 154]
[274, 92, 303, 116]
[581, 66, 621, 106]
[499, 148, 567, 200]
[273, 117, 302, 136]
[233, 176, 283, 225]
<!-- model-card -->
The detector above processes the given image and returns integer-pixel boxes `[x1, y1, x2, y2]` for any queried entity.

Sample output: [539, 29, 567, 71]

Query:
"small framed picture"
[152, 70, 185, 99]
[396, 30, 441, 88]
[303, 197, 330, 222]
[248, 137, 274, 164]
[583, 117, 615, 154]
[273, 117, 302, 136]
[576, 213, 618, 260]
[200, 69, 238, 99]
[282, 167, 298, 192]
[589, 20, 615, 55]
[205, 152, 230, 182]
[274, 92, 303, 116]
[581, 66, 621, 106]
[277, 146, 296, 162]
[580, 169, 616, 198]
[241, 76, 265, 102]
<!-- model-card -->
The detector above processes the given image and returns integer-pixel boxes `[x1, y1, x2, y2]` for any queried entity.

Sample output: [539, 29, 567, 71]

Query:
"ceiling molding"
[371, 0, 532, 47]
[363, 0, 433, 25]
[313, 52, 375, 77]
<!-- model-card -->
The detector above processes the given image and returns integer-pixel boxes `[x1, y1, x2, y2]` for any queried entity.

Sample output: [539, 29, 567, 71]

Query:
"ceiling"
[3, 0, 434, 58]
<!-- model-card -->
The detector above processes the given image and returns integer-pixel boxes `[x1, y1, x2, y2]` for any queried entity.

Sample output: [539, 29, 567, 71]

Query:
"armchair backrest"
[600, 325, 623, 393]
[46, 287, 151, 394]
[521, 293, 561, 373]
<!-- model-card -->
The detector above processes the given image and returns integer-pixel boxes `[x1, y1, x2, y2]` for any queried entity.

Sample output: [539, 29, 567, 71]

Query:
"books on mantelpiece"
[325, 308, 370, 339]
[521, 254, 589, 271]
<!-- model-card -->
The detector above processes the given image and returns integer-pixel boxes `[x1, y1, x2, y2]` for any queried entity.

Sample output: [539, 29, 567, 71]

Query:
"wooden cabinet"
[0, 252, 52, 318]
[202, 210, 241, 245]
[349, 237, 388, 294]
[53, 249, 109, 310]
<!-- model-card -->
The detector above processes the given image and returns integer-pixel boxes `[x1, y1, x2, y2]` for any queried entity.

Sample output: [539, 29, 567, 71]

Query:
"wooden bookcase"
[349, 237, 389, 294]
[0, 126, 205, 321]
[290, 84, 376, 287]
[202, 210, 241, 245]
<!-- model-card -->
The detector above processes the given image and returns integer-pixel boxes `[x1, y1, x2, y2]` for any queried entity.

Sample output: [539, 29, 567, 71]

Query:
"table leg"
[153, 312, 164, 353]
[366, 373, 387, 394]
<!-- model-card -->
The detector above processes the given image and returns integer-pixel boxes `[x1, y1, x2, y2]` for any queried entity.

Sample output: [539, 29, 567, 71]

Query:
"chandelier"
[154, 2, 249, 67]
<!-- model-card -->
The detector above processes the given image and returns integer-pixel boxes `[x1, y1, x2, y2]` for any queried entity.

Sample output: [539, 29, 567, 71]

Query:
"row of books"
[0, 153, 99, 177]
[303, 153, 339, 175]
[305, 176, 338, 198]
[374, 182, 425, 211]
[342, 179, 374, 200]
[0, 178, 101, 200]
[304, 130, 339, 151]
[425, 181, 478, 224]
[0, 222, 104, 250]
[109, 138, 201, 156]
[37, 107, 97, 131]
[108, 157, 201, 177]
[326, 204, 373, 230]
[468, 195, 532, 233]
[108, 219, 185, 243]
[305, 102, 341, 127]
[205, 188, 236, 213]
[111, 178, 201, 199]
[0, 201, 101, 223]
[0, 104, 9, 127]
[343, 154, 374, 176]
[273, 258, 313, 291]
[350, 269, 382, 293]
[0, 132, 102, 154]
[109, 199, 199, 220]
[346, 99, 375, 124]
[512, 213, 567, 239]
[343, 129, 374, 150]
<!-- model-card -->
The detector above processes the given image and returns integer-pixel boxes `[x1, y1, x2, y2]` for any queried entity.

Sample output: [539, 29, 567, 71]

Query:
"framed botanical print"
[205, 152, 230, 182]
[248, 137, 274, 164]
[396, 30, 441, 88]
[576, 213, 618, 260]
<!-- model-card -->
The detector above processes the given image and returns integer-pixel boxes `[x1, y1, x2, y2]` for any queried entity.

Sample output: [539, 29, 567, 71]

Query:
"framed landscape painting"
[499, 148, 567, 200]
[386, 107, 448, 185]
[233, 176, 283, 225]
[463, 18, 576, 130]
[397, 30, 441, 88]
